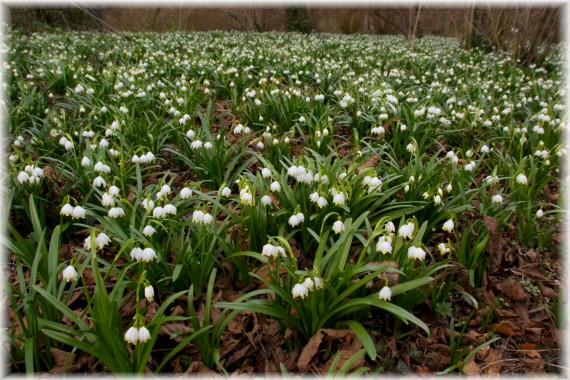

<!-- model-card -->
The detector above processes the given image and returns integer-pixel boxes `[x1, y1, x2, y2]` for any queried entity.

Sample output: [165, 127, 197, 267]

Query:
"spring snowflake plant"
[217, 212, 438, 360]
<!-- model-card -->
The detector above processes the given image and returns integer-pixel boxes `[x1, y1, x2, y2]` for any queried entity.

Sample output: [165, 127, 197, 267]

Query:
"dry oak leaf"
[159, 323, 190, 343]
[297, 329, 361, 372]
[184, 361, 220, 376]
[462, 360, 481, 376]
[484, 215, 503, 271]
[48, 348, 79, 374]
[496, 279, 529, 303]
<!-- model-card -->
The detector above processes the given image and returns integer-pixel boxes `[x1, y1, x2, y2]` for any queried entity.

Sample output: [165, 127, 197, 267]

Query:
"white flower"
[152, 206, 165, 218]
[287, 166, 299, 177]
[191, 140, 203, 149]
[408, 246, 426, 260]
[108, 207, 125, 218]
[17, 171, 29, 184]
[139, 153, 149, 163]
[99, 139, 109, 148]
[101, 192, 114, 207]
[144, 285, 154, 301]
[261, 168, 272, 178]
[309, 191, 320, 203]
[303, 277, 315, 291]
[94, 161, 111, 173]
[385, 221, 395, 233]
[261, 195, 272, 206]
[130, 247, 143, 261]
[180, 187, 193, 199]
[142, 198, 154, 211]
[292, 283, 309, 299]
[288, 214, 301, 227]
[124, 327, 139, 344]
[60, 203, 74, 216]
[270, 181, 281, 192]
[257, 141, 264, 150]
[434, 195, 442, 205]
[262, 244, 279, 258]
[406, 143, 416, 153]
[296, 213, 305, 223]
[516, 173, 528, 185]
[332, 220, 345, 234]
[145, 152, 155, 162]
[204, 142, 213, 149]
[442, 219, 454, 232]
[93, 176, 106, 188]
[81, 156, 91, 167]
[143, 225, 156, 236]
[192, 210, 205, 223]
[240, 191, 254, 205]
[109, 185, 120, 196]
[317, 196, 328, 208]
[234, 124, 244, 134]
[437, 242, 450, 255]
[379, 286, 392, 301]
[132, 154, 140, 163]
[161, 184, 172, 194]
[332, 191, 346, 206]
[480, 145, 490, 153]
[398, 222, 415, 239]
[536, 209, 544, 218]
[72, 206, 86, 219]
[62, 265, 77, 282]
[314, 277, 324, 289]
[221, 187, 231, 197]
[84, 236, 93, 250]
[186, 130, 195, 139]
[141, 248, 157, 262]
[163, 204, 177, 215]
[376, 235, 393, 254]
[95, 232, 111, 249]
[202, 213, 214, 224]
[367, 177, 382, 193]
[28, 175, 40, 185]
[492, 194, 503, 204]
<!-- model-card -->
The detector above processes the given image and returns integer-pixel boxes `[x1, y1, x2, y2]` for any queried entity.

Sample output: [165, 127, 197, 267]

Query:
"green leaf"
[24, 337, 34, 373]
[33, 285, 89, 330]
[155, 325, 212, 372]
[344, 320, 376, 360]
[390, 276, 433, 297]
[172, 264, 183, 282]
[338, 348, 367, 375]
[216, 299, 290, 320]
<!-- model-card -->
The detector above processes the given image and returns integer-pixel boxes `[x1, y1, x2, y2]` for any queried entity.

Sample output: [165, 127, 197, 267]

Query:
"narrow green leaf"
[344, 320, 376, 360]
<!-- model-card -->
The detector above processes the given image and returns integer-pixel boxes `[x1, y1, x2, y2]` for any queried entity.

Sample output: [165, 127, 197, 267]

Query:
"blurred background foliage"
[7, 5, 562, 65]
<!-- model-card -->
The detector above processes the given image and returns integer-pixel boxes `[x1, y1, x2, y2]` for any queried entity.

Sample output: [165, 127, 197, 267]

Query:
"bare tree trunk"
[410, 5, 421, 51]
[466, 5, 475, 48]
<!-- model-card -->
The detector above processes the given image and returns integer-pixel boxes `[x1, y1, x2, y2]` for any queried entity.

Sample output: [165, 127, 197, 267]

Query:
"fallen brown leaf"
[48, 348, 78, 374]
[489, 322, 516, 336]
[462, 360, 481, 376]
[185, 361, 220, 376]
[496, 279, 528, 303]
[484, 216, 503, 271]
[159, 323, 190, 343]
[356, 155, 379, 173]
[297, 329, 359, 372]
